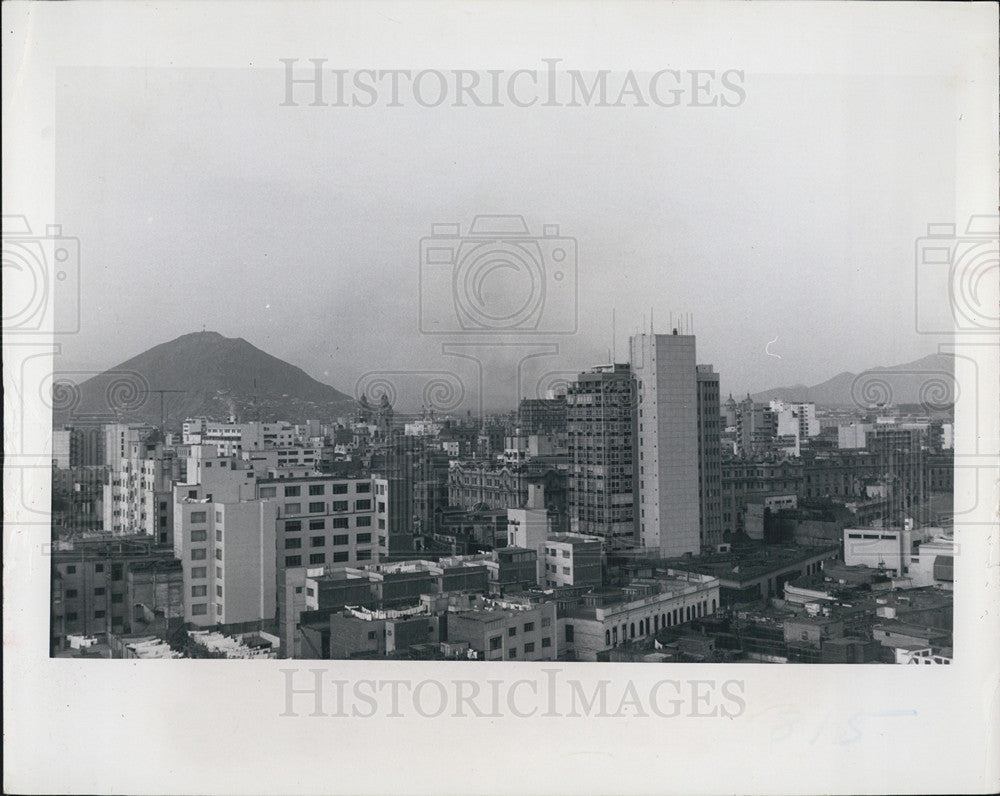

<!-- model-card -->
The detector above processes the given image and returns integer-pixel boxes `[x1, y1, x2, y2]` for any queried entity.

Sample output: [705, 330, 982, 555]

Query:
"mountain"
[749, 353, 957, 409]
[53, 331, 357, 428]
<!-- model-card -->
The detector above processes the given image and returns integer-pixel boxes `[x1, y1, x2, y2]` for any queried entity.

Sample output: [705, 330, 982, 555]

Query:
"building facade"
[566, 363, 636, 549]
[630, 332, 700, 557]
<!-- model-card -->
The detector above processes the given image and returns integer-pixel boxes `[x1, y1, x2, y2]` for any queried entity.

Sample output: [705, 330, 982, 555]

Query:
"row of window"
[284, 515, 371, 532]
[63, 589, 124, 602]
[489, 635, 553, 654]
[189, 566, 223, 579]
[281, 500, 371, 515]
[259, 482, 371, 499]
[284, 549, 371, 567]
[284, 533, 371, 549]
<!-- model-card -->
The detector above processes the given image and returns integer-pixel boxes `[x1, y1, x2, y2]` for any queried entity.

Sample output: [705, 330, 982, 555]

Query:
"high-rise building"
[697, 364, 724, 549]
[566, 363, 636, 550]
[629, 332, 700, 557]
[736, 396, 777, 457]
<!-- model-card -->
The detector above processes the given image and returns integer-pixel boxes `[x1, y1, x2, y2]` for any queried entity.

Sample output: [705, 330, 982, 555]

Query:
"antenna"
[612, 308, 616, 363]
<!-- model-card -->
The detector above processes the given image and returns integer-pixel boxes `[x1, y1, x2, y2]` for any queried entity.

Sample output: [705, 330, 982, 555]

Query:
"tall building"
[696, 365, 724, 549]
[566, 363, 636, 550]
[629, 332, 700, 557]
[735, 396, 777, 457]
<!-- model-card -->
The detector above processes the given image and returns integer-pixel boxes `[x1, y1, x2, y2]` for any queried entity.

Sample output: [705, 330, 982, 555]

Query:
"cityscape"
[50, 325, 955, 664]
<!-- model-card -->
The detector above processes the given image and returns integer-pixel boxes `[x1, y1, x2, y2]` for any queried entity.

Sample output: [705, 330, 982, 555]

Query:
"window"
[379, 536, 387, 547]
[333, 551, 349, 563]
[332, 483, 348, 494]
[191, 530, 207, 542]
[310, 536, 325, 547]
[378, 502, 386, 512]
[215, 549, 222, 560]
[93, 587, 105, 596]
[94, 610, 106, 619]
[565, 625, 574, 642]
[309, 553, 326, 565]
[332, 501, 349, 512]
[508, 626, 517, 637]
[284, 503, 301, 514]
[285, 555, 302, 567]
[508, 647, 517, 659]
[331, 517, 349, 529]
[66, 589, 78, 598]
[356, 549, 372, 561]
[367, 631, 377, 641]
[191, 548, 207, 560]
[309, 519, 325, 530]
[190, 511, 207, 523]
[216, 585, 223, 597]
[66, 565, 76, 575]
[259, 486, 277, 498]
[309, 501, 325, 513]
[191, 604, 208, 615]
[356, 482, 371, 493]
[215, 511, 223, 522]
[332, 534, 349, 546]
[284, 485, 301, 497]
[356, 515, 372, 527]
[524, 622, 534, 632]
[524, 642, 535, 653]
[355, 500, 371, 511]
[191, 567, 207, 579]
[216, 604, 223, 616]
[216, 529, 223, 542]
[541, 637, 551, 648]
[489, 635, 502, 651]
[562, 567, 570, 575]
[356, 533, 372, 544]
[216, 567, 223, 578]
[378, 519, 386, 530]
[192, 585, 207, 597]
[285, 537, 302, 549]
[309, 484, 325, 496]
[187, 490, 198, 499]
[95, 564, 105, 573]
[285, 520, 302, 532]
[561, 550, 570, 558]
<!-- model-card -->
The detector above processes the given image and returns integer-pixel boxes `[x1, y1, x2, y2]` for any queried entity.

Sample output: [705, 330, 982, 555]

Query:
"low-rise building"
[447, 599, 559, 661]
[560, 571, 721, 661]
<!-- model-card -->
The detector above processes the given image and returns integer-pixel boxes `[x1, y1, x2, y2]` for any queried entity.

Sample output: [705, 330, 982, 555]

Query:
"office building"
[566, 363, 636, 549]
[629, 332, 700, 557]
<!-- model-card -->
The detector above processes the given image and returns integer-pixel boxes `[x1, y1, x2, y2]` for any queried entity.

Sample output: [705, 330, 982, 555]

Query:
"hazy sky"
[54, 66, 956, 409]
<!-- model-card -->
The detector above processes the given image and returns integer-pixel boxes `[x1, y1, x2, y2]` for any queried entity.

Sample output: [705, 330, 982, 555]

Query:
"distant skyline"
[54, 66, 956, 401]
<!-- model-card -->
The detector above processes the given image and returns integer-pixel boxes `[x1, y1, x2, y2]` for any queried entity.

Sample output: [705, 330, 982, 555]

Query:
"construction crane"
[146, 389, 186, 436]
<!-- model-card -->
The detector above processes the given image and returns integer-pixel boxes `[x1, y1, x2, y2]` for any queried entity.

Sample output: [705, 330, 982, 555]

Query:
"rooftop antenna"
[612, 308, 616, 363]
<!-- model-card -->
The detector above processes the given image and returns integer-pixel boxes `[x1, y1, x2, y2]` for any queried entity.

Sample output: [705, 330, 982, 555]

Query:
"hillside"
[750, 353, 956, 408]
[53, 331, 357, 428]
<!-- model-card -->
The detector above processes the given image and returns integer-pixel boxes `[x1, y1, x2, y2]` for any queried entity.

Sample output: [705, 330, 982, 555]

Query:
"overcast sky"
[54, 66, 956, 409]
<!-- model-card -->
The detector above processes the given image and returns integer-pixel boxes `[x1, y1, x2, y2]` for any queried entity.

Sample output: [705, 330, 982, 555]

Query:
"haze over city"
[53, 66, 955, 400]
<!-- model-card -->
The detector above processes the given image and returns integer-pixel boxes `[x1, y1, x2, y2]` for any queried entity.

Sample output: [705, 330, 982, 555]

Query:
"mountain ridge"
[53, 331, 357, 428]
[748, 352, 956, 408]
